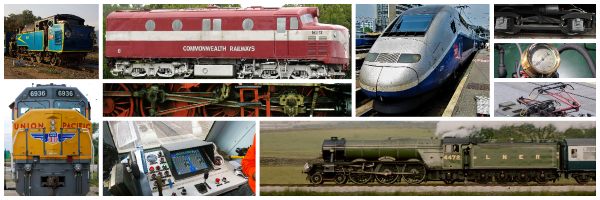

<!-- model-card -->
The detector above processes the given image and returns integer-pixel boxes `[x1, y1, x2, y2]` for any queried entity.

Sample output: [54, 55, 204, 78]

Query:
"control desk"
[141, 140, 247, 196]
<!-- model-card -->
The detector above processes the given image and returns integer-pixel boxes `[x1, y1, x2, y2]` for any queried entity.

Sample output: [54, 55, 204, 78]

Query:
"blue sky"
[4, 4, 99, 29]
[357, 4, 490, 27]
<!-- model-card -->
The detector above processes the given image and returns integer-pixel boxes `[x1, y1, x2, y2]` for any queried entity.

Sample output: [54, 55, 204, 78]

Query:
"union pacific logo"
[30, 132, 76, 143]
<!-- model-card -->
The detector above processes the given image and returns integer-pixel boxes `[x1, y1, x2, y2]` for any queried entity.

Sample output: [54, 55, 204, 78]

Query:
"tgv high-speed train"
[359, 5, 481, 113]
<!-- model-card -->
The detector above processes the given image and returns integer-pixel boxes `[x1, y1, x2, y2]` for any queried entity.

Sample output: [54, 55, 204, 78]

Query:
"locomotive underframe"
[110, 58, 346, 79]
[14, 161, 90, 196]
[495, 11, 595, 35]
[103, 83, 351, 117]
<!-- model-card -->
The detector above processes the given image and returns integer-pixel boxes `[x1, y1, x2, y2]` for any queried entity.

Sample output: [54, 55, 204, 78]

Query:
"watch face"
[530, 45, 558, 72]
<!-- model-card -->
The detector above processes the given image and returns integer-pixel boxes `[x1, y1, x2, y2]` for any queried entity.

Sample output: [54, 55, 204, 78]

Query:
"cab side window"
[290, 17, 298, 30]
[571, 149, 578, 158]
[453, 144, 459, 153]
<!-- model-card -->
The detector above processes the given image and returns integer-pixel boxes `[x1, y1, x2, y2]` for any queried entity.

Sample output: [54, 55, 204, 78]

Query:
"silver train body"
[359, 5, 480, 113]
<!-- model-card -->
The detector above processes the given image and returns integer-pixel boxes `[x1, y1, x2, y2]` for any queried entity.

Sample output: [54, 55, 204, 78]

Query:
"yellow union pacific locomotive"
[10, 83, 93, 196]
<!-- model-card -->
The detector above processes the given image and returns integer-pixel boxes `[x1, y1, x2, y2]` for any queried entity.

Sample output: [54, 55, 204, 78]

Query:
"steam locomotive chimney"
[331, 137, 338, 141]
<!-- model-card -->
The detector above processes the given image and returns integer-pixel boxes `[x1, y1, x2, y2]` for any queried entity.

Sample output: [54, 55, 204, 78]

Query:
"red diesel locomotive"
[105, 6, 349, 79]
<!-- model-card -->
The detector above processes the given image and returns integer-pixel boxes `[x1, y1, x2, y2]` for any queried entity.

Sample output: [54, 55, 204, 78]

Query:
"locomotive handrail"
[13, 128, 44, 156]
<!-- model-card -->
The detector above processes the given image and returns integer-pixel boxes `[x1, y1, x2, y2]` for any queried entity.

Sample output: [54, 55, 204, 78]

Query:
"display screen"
[57, 90, 75, 97]
[171, 149, 208, 175]
[29, 90, 47, 97]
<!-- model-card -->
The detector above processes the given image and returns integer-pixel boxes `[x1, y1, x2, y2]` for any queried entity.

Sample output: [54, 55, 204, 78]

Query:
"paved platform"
[494, 82, 596, 117]
[444, 49, 490, 117]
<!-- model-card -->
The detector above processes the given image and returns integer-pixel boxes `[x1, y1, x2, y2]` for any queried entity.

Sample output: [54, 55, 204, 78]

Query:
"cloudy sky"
[4, 81, 100, 151]
[357, 4, 490, 27]
[4, 4, 99, 29]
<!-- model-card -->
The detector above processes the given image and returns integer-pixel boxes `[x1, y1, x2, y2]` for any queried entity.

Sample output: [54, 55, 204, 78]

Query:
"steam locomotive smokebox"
[13, 60, 24, 66]
[161, 140, 215, 180]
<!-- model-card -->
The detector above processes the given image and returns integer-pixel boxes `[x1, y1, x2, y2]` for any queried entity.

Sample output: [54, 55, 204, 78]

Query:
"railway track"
[5, 56, 98, 78]
[262, 183, 596, 187]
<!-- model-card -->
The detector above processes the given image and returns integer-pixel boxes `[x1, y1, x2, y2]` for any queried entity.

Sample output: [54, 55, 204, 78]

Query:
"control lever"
[177, 187, 187, 196]
[203, 172, 211, 190]
[157, 176, 163, 196]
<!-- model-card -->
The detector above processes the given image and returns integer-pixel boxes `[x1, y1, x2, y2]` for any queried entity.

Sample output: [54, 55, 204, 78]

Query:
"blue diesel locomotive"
[5, 14, 95, 66]
[359, 5, 481, 114]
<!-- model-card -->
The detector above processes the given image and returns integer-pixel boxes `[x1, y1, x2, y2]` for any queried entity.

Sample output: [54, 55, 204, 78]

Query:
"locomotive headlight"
[74, 164, 82, 172]
[304, 162, 311, 170]
[364, 53, 379, 62]
[51, 125, 56, 131]
[89, 31, 96, 40]
[397, 54, 421, 63]
[65, 30, 72, 38]
[50, 119, 56, 125]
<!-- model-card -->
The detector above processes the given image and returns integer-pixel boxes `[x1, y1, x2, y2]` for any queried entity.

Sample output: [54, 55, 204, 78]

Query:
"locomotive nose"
[360, 65, 419, 100]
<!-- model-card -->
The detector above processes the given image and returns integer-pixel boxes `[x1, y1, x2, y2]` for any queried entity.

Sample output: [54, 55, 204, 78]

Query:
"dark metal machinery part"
[104, 84, 350, 117]
[495, 4, 596, 35]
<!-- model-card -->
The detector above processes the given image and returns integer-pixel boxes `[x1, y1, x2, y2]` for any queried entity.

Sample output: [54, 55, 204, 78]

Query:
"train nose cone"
[375, 67, 419, 100]
[360, 65, 419, 100]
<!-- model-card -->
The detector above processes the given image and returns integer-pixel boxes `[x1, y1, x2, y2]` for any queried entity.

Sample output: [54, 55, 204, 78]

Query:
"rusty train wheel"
[103, 83, 134, 117]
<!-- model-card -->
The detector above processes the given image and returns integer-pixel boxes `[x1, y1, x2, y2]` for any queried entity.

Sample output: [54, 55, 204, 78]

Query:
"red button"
[216, 178, 220, 183]
[149, 166, 154, 171]
[156, 166, 161, 170]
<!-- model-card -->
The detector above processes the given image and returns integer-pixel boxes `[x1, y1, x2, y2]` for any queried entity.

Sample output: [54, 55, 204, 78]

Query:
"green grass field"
[261, 190, 596, 196]
[260, 128, 435, 158]
[261, 166, 306, 184]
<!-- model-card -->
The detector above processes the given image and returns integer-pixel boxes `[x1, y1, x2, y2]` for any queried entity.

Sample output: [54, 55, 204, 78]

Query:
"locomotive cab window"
[290, 17, 298, 30]
[277, 17, 286, 33]
[17, 101, 50, 118]
[300, 14, 314, 24]
[571, 149, 578, 158]
[54, 101, 87, 117]
[453, 145, 460, 153]
[445, 145, 452, 152]
[384, 14, 434, 35]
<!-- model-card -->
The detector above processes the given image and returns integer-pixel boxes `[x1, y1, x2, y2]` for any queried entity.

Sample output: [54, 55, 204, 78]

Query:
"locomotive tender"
[10, 84, 94, 195]
[105, 6, 350, 79]
[359, 5, 481, 113]
[4, 14, 95, 66]
[303, 137, 595, 185]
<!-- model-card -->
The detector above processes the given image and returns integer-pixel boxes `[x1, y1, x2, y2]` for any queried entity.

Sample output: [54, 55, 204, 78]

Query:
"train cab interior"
[102, 121, 255, 196]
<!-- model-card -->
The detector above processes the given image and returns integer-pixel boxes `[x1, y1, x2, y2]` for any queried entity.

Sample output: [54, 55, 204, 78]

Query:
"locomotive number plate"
[29, 90, 47, 97]
[311, 31, 323, 34]
[57, 90, 75, 97]
[444, 155, 461, 160]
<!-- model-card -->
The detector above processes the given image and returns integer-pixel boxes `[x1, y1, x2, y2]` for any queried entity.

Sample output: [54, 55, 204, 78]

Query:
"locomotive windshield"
[383, 14, 434, 36]
[300, 14, 314, 24]
[17, 101, 50, 118]
[54, 100, 87, 116]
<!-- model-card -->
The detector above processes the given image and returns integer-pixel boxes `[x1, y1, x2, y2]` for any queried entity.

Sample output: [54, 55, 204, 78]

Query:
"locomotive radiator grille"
[318, 36, 328, 56]
[308, 36, 317, 56]
[374, 53, 401, 63]
[308, 36, 328, 56]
